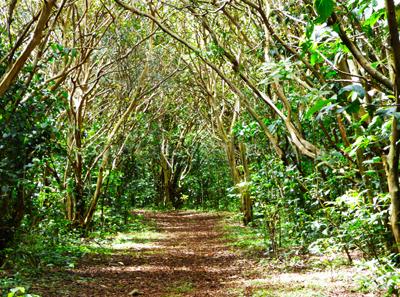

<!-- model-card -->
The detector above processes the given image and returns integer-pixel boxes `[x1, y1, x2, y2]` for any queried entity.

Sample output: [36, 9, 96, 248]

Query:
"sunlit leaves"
[205, 42, 224, 58]
[233, 121, 260, 140]
[338, 84, 365, 100]
[258, 59, 299, 84]
[363, 9, 385, 28]
[348, 135, 377, 156]
[305, 99, 331, 119]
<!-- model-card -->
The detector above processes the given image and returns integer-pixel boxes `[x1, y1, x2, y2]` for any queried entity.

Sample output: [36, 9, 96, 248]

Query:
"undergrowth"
[220, 213, 372, 296]
[0, 210, 153, 297]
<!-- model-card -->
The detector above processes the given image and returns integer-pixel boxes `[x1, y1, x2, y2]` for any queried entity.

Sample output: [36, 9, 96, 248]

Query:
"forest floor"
[30, 211, 374, 296]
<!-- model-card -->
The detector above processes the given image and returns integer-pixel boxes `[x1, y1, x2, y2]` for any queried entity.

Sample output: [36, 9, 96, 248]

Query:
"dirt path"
[32, 211, 370, 297]
[34, 211, 251, 297]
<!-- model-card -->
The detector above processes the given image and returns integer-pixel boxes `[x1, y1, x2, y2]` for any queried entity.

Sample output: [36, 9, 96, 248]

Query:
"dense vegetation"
[2, 0, 400, 295]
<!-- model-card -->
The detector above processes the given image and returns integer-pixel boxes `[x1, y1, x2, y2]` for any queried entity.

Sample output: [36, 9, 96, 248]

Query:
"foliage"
[0, 211, 150, 295]
[4, 287, 40, 297]
[357, 255, 400, 296]
[2, 0, 400, 295]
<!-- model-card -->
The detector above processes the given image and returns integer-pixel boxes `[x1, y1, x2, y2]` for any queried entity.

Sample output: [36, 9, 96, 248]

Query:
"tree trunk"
[83, 149, 110, 228]
[239, 142, 253, 225]
[0, 187, 25, 260]
[0, 0, 56, 97]
[160, 158, 173, 207]
[385, 0, 400, 252]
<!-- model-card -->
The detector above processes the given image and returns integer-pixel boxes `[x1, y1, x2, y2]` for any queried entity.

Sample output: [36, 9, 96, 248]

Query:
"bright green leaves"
[205, 42, 224, 58]
[6, 286, 40, 297]
[305, 22, 315, 39]
[233, 121, 260, 140]
[310, 51, 324, 66]
[49, 42, 77, 63]
[305, 99, 331, 119]
[348, 135, 377, 157]
[304, 83, 367, 121]
[363, 9, 385, 28]
[314, 0, 336, 23]
[259, 58, 298, 84]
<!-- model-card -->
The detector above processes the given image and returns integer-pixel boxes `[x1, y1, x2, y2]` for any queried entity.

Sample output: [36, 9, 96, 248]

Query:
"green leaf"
[314, 0, 335, 23]
[332, 23, 340, 33]
[71, 48, 77, 58]
[8, 287, 26, 297]
[363, 9, 385, 28]
[310, 52, 319, 65]
[346, 99, 361, 114]
[359, 113, 370, 124]
[305, 99, 331, 119]
[338, 84, 365, 99]
[306, 22, 315, 39]
[363, 156, 381, 165]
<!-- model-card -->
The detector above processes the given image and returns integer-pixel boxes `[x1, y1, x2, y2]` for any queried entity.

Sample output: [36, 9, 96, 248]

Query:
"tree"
[0, 0, 62, 253]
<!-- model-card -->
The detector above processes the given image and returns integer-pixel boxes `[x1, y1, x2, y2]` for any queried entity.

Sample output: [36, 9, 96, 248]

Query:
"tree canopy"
[2, 0, 400, 295]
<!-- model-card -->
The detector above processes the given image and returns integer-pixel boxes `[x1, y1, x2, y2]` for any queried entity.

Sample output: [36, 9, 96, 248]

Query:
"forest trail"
[34, 211, 253, 296]
[32, 211, 367, 297]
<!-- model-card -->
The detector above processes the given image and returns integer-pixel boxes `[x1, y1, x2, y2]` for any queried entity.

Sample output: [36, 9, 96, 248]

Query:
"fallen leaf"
[129, 289, 143, 295]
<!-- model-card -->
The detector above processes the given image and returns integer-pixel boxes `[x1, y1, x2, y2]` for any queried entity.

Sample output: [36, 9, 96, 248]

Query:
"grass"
[0, 212, 161, 296]
[220, 214, 266, 254]
[220, 213, 362, 297]
[171, 281, 194, 293]
[245, 278, 328, 297]
[251, 287, 327, 297]
[162, 280, 194, 297]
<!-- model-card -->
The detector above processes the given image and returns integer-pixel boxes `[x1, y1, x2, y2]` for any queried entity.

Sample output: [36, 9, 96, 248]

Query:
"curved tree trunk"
[385, 0, 400, 252]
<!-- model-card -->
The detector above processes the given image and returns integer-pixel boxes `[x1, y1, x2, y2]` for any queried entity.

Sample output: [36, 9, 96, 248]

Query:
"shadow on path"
[34, 211, 248, 297]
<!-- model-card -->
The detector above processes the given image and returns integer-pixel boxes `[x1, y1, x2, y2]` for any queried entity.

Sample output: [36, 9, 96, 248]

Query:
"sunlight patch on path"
[229, 265, 371, 297]
[91, 230, 168, 251]
[75, 264, 238, 273]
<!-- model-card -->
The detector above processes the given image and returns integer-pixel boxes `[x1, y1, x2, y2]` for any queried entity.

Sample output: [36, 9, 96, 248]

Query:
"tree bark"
[83, 149, 110, 228]
[0, 0, 56, 97]
[385, 0, 400, 252]
[239, 142, 253, 225]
